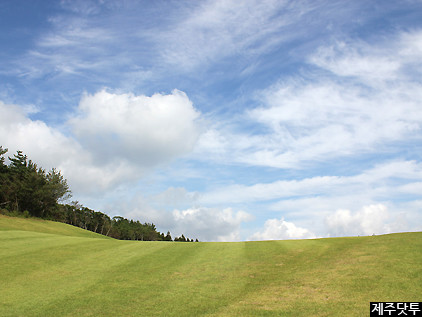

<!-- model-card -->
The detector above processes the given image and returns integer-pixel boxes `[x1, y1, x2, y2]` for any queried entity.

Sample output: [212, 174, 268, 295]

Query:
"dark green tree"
[0, 147, 9, 209]
[0, 145, 198, 242]
[165, 231, 172, 241]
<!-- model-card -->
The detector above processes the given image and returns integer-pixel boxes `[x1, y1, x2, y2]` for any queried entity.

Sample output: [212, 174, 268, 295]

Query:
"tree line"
[0, 146, 198, 242]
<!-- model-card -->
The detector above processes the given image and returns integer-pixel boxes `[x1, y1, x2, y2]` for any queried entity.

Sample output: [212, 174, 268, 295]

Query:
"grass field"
[1, 214, 421, 316]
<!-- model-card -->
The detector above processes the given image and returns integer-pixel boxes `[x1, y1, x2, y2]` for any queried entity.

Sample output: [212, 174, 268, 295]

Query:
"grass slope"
[1, 216, 421, 317]
[0, 214, 110, 239]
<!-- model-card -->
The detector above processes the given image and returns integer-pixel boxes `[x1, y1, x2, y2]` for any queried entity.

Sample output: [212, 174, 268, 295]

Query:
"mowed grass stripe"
[1, 238, 170, 317]
[208, 236, 421, 316]
[1, 216, 421, 316]
[40, 242, 250, 317]
[1, 239, 250, 317]
[0, 231, 107, 261]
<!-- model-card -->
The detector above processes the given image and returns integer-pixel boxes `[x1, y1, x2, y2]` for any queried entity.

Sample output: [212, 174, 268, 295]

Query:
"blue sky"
[1, 0, 421, 241]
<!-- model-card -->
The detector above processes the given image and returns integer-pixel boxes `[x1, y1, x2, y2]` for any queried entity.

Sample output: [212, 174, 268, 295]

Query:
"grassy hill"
[1, 215, 421, 316]
[0, 214, 110, 239]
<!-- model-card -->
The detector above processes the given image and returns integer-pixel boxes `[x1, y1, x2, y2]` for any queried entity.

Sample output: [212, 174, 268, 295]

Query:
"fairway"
[1, 215, 421, 317]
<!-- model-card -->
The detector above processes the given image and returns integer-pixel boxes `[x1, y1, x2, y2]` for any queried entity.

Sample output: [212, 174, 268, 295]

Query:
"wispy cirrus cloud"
[7, 0, 363, 83]
[156, 0, 364, 71]
[310, 30, 422, 82]
[200, 160, 422, 205]
[5, 2, 153, 89]
[193, 29, 422, 169]
[157, 0, 291, 70]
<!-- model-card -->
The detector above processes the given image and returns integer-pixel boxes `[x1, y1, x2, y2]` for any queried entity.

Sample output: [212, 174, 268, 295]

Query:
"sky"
[1, 0, 422, 241]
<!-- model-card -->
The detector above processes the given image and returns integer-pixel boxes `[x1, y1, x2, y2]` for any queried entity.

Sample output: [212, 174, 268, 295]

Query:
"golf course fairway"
[1, 214, 421, 316]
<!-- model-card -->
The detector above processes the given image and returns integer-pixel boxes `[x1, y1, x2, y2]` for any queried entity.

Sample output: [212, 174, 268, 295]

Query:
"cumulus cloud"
[0, 89, 202, 197]
[250, 218, 316, 241]
[197, 160, 422, 237]
[0, 100, 141, 196]
[171, 207, 253, 242]
[324, 204, 405, 237]
[116, 191, 253, 242]
[69, 89, 201, 166]
[0, 100, 80, 170]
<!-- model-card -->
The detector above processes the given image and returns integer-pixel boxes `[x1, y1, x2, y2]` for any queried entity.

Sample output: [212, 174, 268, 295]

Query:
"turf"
[0, 214, 110, 239]
[0, 215, 421, 316]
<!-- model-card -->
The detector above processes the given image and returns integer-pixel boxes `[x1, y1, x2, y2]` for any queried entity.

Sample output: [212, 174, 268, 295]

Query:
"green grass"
[1, 215, 421, 316]
[0, 214, 110, 239]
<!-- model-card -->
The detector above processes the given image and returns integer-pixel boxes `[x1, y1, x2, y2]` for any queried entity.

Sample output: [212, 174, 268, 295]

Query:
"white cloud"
[0, 100, 80, 170]
[201, 175, 343, 205]
[59, 0, 105, 16]
[155, 0, 349, 71]
[250, 218, 316, 241]
[8, 14, 117, 80]
[171, 207, 253, 242]
[197, 160, 422, 238]
[193, 30, 422, 169]
[123, 199, 253, 242]
[246, 77, 422, 168]
[155, 0, 367, 72]
[0, 89, 202, 197]
[7, 0, 363, 82]
[0, 100, 142, 197]
[151, 187, 199, 209]
[158, 0, 290, 69]
[193, 128, 229, 157]
[69, 89, 201, 166]
[310, 41, 401, 82]
[324, 204, 403, 237]
[200, 160, 422, 206]
[311, 30, 422, 82]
